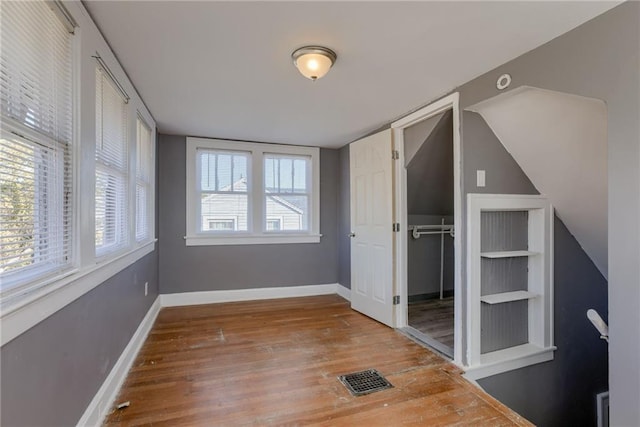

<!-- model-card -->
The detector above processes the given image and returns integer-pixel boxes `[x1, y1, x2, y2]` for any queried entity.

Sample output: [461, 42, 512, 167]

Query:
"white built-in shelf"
[480, 250, 538, 258]
[480, 290, 538, 305]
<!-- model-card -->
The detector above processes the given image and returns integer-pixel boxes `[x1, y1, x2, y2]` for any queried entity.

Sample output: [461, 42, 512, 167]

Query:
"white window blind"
[197, 149, 250, 232]
[95, 67, 128, 256]
[135, 116, 152, 242]
[0, 1, 74, 289]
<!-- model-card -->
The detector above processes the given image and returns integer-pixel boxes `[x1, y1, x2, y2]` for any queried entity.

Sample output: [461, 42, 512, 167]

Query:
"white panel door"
[350, 129, 395, 327]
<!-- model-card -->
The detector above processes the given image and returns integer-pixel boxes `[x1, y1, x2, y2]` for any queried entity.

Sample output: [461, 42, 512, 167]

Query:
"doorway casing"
[391, 92, 463, 367]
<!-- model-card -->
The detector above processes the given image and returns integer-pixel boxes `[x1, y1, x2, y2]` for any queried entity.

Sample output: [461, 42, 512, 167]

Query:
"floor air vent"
[338, 369, 393, 396]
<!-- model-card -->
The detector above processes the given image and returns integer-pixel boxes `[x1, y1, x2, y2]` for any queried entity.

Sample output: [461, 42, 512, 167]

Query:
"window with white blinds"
[135, 116, 152, 242]
[0, 1, 74, 289]
[95, 67, 128, 256]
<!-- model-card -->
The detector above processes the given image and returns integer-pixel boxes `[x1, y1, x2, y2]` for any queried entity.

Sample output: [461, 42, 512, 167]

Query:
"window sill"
[184, 234, 322, 246]
[0, 239, 157, 347]
[463, 344, 556, 380]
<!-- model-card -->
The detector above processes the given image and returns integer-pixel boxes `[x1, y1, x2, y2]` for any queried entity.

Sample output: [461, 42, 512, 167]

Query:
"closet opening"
[402, 109, 455, 358]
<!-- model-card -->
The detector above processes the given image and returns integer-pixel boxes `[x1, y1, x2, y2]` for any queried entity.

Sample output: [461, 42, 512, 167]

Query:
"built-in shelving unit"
[465, 194, 555, 380]
[480, 250, 538, 258]
[480, 290, 538, 305]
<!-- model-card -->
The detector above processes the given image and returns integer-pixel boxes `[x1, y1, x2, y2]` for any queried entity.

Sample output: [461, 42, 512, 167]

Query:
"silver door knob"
[348, 232, 356, 238]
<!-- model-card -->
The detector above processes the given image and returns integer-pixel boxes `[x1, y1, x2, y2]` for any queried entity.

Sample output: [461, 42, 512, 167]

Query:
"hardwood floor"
[104, 295, 530, 426]
[408, 297, 455, 350]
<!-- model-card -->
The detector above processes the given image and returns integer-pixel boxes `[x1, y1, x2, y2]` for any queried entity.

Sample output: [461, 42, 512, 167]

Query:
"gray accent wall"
[404, 111, 444, 166]
[478, 216, 608, 427]
[406, 111, 454, 216]
[335, 107, 609, 423]
[0, 251, 159, 426]
[338, 145, 351, 289]
[463, 112, 607, 425]
[453, 2, 639, 423]
[158, 134, 339, 293]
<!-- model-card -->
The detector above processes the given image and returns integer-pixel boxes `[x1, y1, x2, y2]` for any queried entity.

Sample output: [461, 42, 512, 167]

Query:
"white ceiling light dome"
[292, 46, 337, 81]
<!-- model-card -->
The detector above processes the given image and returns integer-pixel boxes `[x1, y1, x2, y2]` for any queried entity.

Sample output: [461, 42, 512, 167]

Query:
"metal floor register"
[338, 369, 393, 396]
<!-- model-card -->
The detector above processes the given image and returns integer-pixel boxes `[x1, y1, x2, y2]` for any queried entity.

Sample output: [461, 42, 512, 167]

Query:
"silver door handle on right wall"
[348, 232, 356, 238]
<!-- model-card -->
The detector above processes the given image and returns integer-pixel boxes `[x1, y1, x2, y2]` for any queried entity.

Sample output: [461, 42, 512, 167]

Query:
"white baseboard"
[77, 297, 161, 427]
[336, 284, 351, 301]
[160, 283, 339, 307]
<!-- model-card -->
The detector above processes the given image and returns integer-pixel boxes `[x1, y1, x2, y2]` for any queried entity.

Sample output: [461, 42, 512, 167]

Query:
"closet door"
[349, 129, 395, 327]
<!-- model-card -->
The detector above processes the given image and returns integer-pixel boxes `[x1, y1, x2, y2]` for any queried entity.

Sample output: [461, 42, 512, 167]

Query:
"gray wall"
[479, 216, 608, 427]
[158, 134, 339, 293]
[0, 251, 159, 426]
[1, 134, 162, 427]
[464, 113, 608, 426]
[406, 111, 454, 216]
[455, 3, 639, 424]
[404, 111, 444, 166]
[335, 109, 609, 425]
[337, 145, 351, 289]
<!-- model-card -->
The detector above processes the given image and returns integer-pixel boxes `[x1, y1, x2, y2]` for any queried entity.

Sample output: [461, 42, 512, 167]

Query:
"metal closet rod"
[408, 219, 453, 300]
[408, 224, 455, 239]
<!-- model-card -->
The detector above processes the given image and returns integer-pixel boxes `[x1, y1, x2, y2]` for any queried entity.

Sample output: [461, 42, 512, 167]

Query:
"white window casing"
[185, 137, 321, 245]
[135, 116, 153, 242]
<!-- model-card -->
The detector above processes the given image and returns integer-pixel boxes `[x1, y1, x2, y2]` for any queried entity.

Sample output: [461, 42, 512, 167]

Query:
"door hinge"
[392, 150, 400, 160]
[392, 222, 400, 232]
[393, 295, 400, 305]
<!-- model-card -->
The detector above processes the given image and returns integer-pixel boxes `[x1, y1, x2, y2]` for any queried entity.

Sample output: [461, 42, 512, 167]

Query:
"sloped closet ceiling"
[469, 87, 608, 277]
[406, 111, 454, 216]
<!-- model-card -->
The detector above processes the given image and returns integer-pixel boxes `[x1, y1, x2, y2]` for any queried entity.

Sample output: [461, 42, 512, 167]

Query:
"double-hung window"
[0, 1, 74, 292]
[186, 138, 320, 245]
[135, 116, 153, 242]
[198, 149, 250, 232]
[264, 154, 311, 232]
[95, 67, 128, 256]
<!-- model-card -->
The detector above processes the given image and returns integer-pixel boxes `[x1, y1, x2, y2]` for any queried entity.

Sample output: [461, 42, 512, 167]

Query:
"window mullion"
[252, 149, 263, 234]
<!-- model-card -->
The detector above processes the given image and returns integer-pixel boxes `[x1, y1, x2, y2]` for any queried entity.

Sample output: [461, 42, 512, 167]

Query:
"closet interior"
[404, 109, 455, 357]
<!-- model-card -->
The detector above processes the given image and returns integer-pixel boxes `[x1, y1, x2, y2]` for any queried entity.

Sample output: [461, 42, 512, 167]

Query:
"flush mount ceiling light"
[292, 46, 337, 81]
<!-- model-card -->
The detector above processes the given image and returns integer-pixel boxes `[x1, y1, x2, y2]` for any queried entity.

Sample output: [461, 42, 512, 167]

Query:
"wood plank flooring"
[408, 297, 455, 350]
[104, 295, 531, 426]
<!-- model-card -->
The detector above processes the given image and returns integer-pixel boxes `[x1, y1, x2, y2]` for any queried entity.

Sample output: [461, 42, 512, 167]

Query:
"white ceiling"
[83, 1, 619, 148]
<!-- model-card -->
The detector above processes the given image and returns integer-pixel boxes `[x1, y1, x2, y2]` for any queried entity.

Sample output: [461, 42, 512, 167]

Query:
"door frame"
[390, 92, 463, 367]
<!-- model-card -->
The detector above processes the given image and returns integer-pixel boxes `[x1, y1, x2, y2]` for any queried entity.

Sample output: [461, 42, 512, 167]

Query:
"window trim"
[135, 114, 154, 243]
[185, 137, 321, 246]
